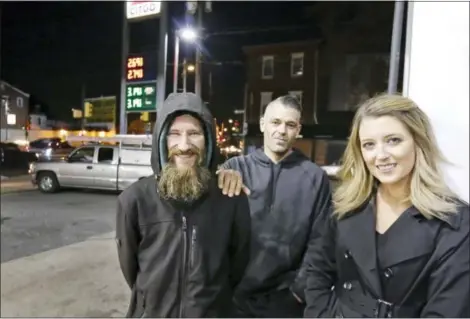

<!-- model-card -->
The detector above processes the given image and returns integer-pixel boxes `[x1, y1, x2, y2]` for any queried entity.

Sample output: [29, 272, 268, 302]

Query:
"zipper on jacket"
[268, 164, 282, 212]
[190, 226, 197, 269]
[179, 215, 188, 318]
[140, 293, 146, 318]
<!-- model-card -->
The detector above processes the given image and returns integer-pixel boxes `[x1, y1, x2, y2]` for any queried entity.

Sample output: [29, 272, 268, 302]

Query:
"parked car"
[26, 138, 75, 160]
[0, 142, 36, 172]
[29, 143, 152, 193]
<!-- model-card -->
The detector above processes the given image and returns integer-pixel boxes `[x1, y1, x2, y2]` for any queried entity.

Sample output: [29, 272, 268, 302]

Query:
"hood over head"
[151, 92, 218, 175]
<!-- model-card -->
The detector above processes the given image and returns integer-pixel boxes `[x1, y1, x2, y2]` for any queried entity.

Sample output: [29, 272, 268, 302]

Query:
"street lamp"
[173, 27, 198, 93]
[180, 28, 197, 42]
[186, 64, 195, 72]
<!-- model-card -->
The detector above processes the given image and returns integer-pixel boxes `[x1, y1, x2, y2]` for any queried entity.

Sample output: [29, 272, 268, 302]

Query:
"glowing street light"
[179, 27, 198, 42]
[187, 64, 195, 72]
[173, 27, 199, 93]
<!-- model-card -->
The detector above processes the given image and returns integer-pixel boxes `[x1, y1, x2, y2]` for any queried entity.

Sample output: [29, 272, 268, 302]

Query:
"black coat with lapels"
[303, 198, 469, 318]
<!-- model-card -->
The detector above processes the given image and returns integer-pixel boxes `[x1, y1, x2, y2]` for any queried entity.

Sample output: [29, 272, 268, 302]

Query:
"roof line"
[242, 39, 322, 52]
[0, 80, 30, 98]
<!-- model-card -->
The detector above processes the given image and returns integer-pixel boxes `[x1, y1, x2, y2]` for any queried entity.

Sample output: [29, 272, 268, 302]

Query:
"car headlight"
[29, 163, 36, 173]
[44, 148, 52, 156]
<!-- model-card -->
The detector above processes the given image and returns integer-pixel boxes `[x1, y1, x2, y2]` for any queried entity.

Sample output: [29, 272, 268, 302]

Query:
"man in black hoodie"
[115, 93, 251, 318]
[219, 95, 332, 317]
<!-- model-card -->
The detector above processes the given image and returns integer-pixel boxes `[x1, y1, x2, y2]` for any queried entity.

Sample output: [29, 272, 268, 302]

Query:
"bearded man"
[115, 93, 251, 318]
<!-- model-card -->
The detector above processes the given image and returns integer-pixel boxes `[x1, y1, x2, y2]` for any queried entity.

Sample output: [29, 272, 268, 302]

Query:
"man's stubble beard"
[157, 157, 212, 203]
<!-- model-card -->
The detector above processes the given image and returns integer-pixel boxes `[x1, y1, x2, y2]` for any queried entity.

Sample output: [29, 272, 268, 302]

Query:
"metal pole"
[4, 98, 8, 142]
[81, 84, 86, 131]
[0, 4, 2, 80]
[313, 49, 319, 124]
[195, 4, 203, 96]
[156, 1, 169, 111]
[183, 59, 187, 92]
[387, 0, 406, 94]
[242, 83, 248, 154]
[119, 4, 129, 134]
[173, 35, 180, 93]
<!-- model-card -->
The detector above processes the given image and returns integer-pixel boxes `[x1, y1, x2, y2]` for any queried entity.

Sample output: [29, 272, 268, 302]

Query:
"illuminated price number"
[127, 86, 143, 97]
[127, 98, 143, 109]
[127, 57, 144, 68]
[127, 69, 144, 81]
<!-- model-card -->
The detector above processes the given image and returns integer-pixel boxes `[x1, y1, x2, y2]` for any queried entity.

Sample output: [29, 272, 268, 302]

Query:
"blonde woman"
[304, 94, 469, 318]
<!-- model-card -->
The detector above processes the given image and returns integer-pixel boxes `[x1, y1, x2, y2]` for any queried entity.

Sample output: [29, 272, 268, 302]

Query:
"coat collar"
[337, 197, 438, 297]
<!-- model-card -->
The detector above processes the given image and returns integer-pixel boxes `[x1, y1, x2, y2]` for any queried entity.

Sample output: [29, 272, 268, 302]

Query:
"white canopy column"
[403, 1, 469, 202]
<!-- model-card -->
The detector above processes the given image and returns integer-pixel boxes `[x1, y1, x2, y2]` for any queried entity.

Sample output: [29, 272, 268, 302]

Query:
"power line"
[205, 25, 311, 38]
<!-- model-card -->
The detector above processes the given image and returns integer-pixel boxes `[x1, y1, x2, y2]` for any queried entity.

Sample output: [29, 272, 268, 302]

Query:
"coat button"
[343, 282, 352, 290]
[344, 250, 351, 259]
[384, 268, 393, 278]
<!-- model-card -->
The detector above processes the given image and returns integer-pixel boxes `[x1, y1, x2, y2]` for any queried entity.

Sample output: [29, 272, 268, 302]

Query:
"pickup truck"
[29, 143, 153, 193]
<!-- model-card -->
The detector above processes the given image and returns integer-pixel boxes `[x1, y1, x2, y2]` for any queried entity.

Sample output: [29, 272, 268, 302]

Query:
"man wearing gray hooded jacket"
[115, 93, 251, 318]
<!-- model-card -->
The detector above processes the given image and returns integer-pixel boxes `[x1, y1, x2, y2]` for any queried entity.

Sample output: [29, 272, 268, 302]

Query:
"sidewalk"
[0, 175, 36, 194]
[1, 232, 129, 317]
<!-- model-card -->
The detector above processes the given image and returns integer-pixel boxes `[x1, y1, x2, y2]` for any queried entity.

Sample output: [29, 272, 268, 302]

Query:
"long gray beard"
[157, 163, 212, 203]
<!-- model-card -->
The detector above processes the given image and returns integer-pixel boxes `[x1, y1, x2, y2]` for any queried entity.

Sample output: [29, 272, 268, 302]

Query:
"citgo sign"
[126, 1, 161, 20]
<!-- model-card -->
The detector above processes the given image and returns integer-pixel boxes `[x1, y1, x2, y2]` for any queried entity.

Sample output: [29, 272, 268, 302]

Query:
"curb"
[1, 188, 37, 195]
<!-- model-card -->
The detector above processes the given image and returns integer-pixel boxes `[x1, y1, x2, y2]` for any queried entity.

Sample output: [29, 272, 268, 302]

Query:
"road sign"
[126, 53, 157, 83]
[126, 82, 157, 112]
[234, 109, 245, 114]
[126, 1, 161, 20]
[84, 96, 116, 124]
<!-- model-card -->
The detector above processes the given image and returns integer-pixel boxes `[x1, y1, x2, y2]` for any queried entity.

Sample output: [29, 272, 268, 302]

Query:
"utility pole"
[195, 4, 203, 96]
[156, 1, 169, 112]
[173, 35, 180, 93]
[0, 4, 2, 80]
[388, 1, 406, 94]
[80, 84, 86, 131]
[183, 59, 187, 92]
[119, 4, 129, 134]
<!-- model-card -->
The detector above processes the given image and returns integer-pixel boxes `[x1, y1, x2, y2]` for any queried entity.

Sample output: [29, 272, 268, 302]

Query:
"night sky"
[1, 1, 315, 122]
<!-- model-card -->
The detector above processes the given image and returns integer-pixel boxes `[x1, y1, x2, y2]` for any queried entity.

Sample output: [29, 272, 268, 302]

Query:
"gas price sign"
[125, 82, 157, 112]
[127, 56, 144, 81]
[126, 53, 157, 83]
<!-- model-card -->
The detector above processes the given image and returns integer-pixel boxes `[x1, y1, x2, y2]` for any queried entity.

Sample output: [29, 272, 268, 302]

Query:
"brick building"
[1, 81, 30, 141]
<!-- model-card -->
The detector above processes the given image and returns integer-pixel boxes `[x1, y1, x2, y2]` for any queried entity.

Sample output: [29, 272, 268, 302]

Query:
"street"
[1, 190, 129, 317]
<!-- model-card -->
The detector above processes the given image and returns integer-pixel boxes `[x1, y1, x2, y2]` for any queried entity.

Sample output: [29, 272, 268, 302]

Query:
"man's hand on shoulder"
[216, 169, 251, 197]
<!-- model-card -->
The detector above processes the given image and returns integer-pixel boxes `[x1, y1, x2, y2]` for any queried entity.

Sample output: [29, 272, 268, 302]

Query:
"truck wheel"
[37, 172, 60, 193]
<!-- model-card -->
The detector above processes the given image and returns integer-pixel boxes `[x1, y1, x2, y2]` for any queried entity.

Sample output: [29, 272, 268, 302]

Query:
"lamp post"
[183, 61, 195, 92]
[173, 27, 198, 93]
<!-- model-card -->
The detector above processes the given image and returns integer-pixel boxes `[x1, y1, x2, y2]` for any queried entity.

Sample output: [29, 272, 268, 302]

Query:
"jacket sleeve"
[420, 229, 470, 318]
[219, 157, 235, 170]
[290, 170, 333, 303]
[115, 194, 141, 289]
[303, 209, 338, 318]
[229, 194, 252, 289]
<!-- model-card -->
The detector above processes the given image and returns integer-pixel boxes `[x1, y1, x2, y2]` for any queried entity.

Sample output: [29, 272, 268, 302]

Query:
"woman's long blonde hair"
[333, 93, 458, 220]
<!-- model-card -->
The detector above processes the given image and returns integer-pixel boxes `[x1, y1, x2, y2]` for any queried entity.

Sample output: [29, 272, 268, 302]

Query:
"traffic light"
[84, 102, 93, 118]
[140, 112, 149, 122]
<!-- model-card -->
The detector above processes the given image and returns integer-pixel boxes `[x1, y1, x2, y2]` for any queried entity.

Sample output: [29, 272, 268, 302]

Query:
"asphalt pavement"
[1, 190, 129, 317]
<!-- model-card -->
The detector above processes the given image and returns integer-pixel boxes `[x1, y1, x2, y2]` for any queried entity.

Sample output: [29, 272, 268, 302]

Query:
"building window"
[291, 52, 304, 77]
[260, 92, 273, 117]
[262, 56, 274, 79]
[17, 97, 24, 108]
[289, 91, 303, 105]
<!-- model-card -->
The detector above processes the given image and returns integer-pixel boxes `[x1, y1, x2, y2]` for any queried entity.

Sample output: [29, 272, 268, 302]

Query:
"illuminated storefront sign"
[126, 1, 161, 20]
